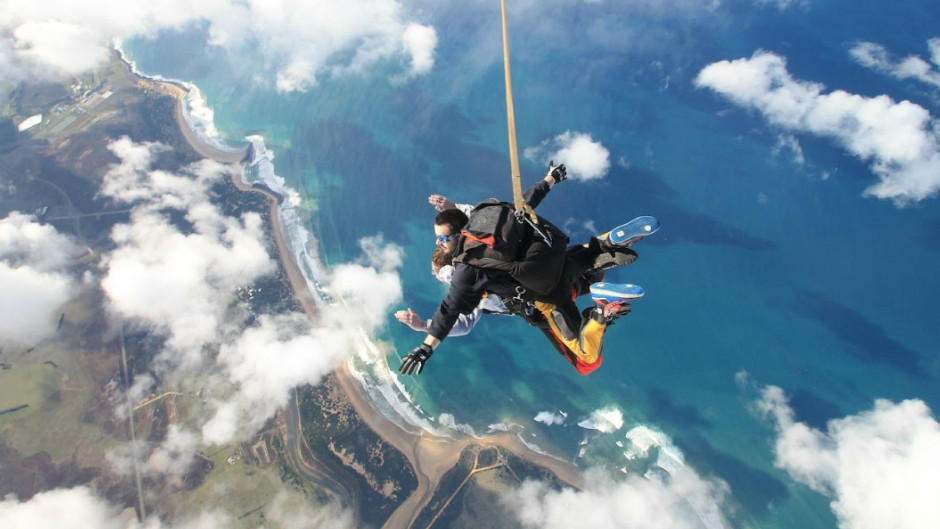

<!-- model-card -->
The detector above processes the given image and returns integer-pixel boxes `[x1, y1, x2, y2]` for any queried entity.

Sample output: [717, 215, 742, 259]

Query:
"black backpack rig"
[452, 199, 569, 301]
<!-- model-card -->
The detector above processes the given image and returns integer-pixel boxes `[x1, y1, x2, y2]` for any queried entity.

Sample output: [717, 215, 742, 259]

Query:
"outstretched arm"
[395, 308, 483, 337]
[428, 195, 457, 211]
[523, 163, 566, 209]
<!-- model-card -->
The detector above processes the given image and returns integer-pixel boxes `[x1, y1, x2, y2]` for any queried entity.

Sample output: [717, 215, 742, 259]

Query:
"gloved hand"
[547, 161, 567, 183]
[400, 343, 434, 375]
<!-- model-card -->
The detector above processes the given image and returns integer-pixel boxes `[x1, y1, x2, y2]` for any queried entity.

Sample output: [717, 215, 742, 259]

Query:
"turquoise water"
[124, 3, 940, 527]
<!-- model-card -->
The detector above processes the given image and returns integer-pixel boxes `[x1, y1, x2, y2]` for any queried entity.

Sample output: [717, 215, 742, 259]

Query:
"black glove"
[400, 343, 434, 375]
[547, 161, 567, 183]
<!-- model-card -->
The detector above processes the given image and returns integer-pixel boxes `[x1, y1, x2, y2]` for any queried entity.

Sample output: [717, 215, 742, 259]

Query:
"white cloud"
[695, 50, 940, 205]
[0, 487, 133, 529]
[202, 311, 351, 444]
[524, 131, 611, 181]
[0, 485, 353, 529]
[0, 212, 79, 344]
[757, 385, 940, 529]
[0, 211, 78, 271]
[106, 425, 199, 487]
[503, 467, 728, 529]
[753, 0, 806, 10]
[97, 138, 404, 446]
[401, 23, 437, 77]
[99, 138, 276, 356]
[850, 38, 940, 89]
[144, 425, 200, 481]
[13, 19, 111, 76]
[0, 0, 436, 90]
[265, 491, 356, 529]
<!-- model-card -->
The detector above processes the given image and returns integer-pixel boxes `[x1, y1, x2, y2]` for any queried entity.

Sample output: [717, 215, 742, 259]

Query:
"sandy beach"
[164, 79, 584, 527]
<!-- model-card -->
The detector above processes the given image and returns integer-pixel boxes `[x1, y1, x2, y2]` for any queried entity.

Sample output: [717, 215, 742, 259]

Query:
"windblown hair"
[431, 247, 453, 271]
[434, 208, 469, 235]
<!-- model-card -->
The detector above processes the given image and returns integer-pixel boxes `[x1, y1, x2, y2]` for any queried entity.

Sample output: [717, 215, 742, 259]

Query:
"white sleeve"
[457, 203, 474, 216]
[447, 307, 484, 337]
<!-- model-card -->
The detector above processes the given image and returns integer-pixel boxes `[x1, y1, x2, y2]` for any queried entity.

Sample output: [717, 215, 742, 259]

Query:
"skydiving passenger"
[397, 163, 658, 376]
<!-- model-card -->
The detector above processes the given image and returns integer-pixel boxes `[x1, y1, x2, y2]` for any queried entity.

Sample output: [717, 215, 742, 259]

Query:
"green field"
[0, 363, 59, 419]
[0, 358, 109, 462]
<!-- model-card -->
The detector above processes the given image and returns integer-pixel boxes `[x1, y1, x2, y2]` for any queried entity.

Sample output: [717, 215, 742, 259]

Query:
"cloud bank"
[850, 38, 940, 89]
[524, 131, 611, 181]
[99, 137, 276, 357]
[0, 0, 436, 91]
[695, 50, 940, 205]
[757, 386, 940, 529]
[0, 212, 80, 344]
[504, 467, 728, 529]
[0, 486, 353, 529]
[97, 137, 403, 448]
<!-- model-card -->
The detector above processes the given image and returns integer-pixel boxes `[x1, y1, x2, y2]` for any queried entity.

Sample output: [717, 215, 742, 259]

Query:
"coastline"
[163, 78, 584, 525]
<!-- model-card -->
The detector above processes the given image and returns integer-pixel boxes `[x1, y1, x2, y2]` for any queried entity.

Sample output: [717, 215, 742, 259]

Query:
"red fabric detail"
[546, 325, 603, 376]
[570, 285, 578, 301]
[573, 354, 603, 375]
[460, 230, 496, 248]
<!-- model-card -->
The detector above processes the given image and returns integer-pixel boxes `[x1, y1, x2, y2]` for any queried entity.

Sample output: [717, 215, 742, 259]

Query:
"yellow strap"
[501, 0, 538, 224]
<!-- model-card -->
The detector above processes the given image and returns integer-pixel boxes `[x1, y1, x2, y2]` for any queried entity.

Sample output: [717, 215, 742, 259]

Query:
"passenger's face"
[434, 224, 458, 255]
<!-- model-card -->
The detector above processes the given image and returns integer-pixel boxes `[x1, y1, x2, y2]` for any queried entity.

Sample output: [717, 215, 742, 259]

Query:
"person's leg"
[533, 299, 607, 375]
[567, 238, 638, 279]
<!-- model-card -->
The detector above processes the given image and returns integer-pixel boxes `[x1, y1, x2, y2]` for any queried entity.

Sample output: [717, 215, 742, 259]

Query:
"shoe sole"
[591, 248, 638, 272]
[605, 216, 660, 246]
[590, 282, 645, 301]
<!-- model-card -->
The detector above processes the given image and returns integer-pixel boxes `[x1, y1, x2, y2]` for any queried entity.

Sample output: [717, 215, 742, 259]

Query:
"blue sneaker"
[590, 282, 644, 320]
[601, 216, 660, 248]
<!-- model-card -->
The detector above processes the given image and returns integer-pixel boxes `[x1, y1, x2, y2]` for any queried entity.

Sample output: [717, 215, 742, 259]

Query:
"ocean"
[120, 2, 940, 527]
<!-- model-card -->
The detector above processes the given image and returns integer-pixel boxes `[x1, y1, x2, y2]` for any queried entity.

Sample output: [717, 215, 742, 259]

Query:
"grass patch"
[0, 359, 108, 462]
[0, 363, 59, 419]
[175, 445, 316, 528]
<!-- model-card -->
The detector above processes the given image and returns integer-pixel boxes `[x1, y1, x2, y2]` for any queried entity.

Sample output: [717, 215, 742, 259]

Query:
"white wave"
[439, 414, 479, 437]
[534, 410, 567, 426]
[515, 433, 562, 461]
[577, 406, 624, 433]
[113, 41, 240, 156]
[624, 425, 686, 475]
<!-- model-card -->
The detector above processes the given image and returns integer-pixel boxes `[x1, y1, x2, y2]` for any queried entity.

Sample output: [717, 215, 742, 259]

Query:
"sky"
[1, 1, 939, 529]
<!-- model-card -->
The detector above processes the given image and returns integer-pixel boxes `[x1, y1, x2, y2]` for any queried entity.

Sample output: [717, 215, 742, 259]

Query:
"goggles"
[436, 233, 457, 244]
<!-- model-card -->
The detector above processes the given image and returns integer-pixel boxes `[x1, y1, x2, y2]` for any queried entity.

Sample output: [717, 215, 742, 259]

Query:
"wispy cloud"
[757, 385, 940, 529]
[850, 38, 940, 89]
[524, 131, 611, 181]
[0, 0, 436, 91]
[695, 50, 940, 205]
[753, 0, 807, 11]
[772, 133, 805, 165]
